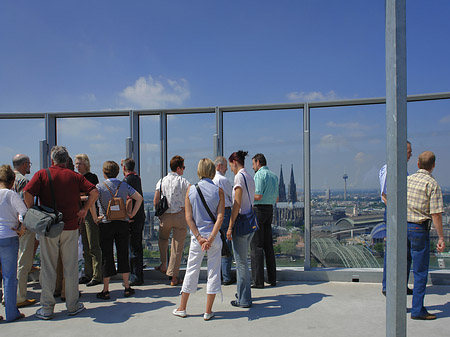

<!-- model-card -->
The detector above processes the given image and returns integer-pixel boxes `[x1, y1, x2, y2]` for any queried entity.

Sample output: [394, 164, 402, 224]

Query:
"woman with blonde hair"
[172, 158, 224, 321]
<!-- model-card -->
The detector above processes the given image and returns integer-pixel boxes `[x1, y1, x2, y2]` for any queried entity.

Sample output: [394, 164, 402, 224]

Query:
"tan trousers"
[16, 229, 35, 303]
[158, 210, 187, 278]
[39, 230, 80, 314]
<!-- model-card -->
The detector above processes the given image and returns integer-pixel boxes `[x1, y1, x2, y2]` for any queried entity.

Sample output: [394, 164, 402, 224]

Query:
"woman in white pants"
[173, 158, 224, 321]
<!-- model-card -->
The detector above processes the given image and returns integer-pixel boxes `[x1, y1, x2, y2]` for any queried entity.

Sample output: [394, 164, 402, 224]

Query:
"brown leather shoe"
[411, 312, 437, 320]
[17, 299, 37, 308]
[170, 277, 183, 286]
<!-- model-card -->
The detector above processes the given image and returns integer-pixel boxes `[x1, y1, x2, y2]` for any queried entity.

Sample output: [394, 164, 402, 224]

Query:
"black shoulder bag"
[23, 168, 65, 238]
[155, 177, 169, 217]
[195, 183, 232, 257]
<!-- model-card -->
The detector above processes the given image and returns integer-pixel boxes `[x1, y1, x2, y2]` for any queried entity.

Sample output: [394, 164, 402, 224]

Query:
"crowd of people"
[0, 144, 446, 322]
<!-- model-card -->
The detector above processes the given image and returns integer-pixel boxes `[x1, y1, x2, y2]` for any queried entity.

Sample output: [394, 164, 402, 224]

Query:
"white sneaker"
[172, 308, 187, 318]
[203, 312, 215, 321]
[68, 303, 85, 316]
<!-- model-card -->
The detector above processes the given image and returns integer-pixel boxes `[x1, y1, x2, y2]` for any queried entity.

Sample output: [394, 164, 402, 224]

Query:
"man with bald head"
[407, 151, 445, 320]
[12, 154, 37, 308]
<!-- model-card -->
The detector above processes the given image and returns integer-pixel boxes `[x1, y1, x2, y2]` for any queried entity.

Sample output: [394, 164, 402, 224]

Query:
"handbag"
[23, 168, 64, 238]
[155, 177, 169, 217]
[233, 173, 258, 236]
[195, 183, 232, 258]
[103, 181, 127, 221]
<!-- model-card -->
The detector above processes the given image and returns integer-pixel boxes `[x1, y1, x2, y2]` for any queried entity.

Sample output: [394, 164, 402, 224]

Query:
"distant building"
[288, 165, 297, 203]
[278, 165, 287, 202]
[275, 164, 304, 228]
[325, 188, 330, 200]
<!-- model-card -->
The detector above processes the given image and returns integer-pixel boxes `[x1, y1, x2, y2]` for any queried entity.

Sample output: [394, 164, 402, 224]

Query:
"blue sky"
[0, 1, 449, 192]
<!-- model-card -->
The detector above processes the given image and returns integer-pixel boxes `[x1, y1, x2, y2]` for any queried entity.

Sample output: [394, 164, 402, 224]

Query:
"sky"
[0, 0, 449, 193]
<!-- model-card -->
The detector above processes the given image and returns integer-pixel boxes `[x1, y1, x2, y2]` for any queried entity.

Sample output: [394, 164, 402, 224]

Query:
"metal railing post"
[303, 103, 311, 270]
[386, 0, 408, 336]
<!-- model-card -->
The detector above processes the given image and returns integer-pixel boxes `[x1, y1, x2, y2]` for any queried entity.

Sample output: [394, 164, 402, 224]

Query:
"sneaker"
[203, 312, 215, 321]
[17, 298, 37, 308]
[35, 308, 54, 320]
[230, 300, 251, 308]
[172, 308, 187, 318]
[86, 279, 102, 287]
[96, 291, 110, 300]
[68, 303, 85, 316]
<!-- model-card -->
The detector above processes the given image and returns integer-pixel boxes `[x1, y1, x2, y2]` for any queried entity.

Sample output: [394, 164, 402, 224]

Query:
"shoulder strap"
[45, 168, 59, 214]
[159, 177, 164, 199]
[103, 181, 122, 197]
[240, 172, 253, 207]
[195, 183, 216, 223]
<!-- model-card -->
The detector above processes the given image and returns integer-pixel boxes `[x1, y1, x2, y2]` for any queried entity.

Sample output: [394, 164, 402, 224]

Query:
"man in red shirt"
[24, 146, 98, 320]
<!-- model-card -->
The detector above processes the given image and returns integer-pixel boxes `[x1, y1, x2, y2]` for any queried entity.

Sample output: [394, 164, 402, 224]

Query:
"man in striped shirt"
[407, 151, 445, 320]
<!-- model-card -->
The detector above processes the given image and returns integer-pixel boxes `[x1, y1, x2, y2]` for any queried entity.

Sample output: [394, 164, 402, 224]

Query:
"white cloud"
[326, 121, 372, 130]
[286, 90, 339, 102]
[354, 151, 372, 164]
[318, 134, 347, 148]
[120, 75, 190, 108]
[140, 143, 159, 153]
[81, 93, 96, 102]
[439, 114, 450, 124]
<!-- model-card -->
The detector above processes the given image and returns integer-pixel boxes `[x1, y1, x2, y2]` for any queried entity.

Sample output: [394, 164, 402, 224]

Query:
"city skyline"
[1, 1, 449, 191]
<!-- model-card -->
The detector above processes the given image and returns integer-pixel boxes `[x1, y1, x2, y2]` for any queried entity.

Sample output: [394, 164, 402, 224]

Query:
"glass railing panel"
[310, 104, 386, 268]
[166, 112, 216, 265]
[224, 109, 304, 267]
[0, 118, 44, 176]
[408, 99, 450, 270]
[139, 115, 162, 268]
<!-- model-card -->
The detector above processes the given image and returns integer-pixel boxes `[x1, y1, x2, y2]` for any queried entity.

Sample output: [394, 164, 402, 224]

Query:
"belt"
[254, 204, 273, 209]
[225, 207, 231, 210]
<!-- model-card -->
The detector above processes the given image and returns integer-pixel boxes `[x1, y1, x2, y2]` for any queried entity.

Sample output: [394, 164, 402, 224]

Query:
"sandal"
[155, 264, 167, 274]
[124, 287, 135, 297]
[96, 290, 110, 300]
[170, 277, 183, 286]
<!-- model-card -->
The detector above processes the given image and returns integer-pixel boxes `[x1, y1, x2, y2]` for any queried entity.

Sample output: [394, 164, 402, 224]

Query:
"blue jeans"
[221, 208, 233, 282]
[407, 222, 430, 317]
[232, 232, 254, 307]
[0, 236, 21, 321]
[382, 239, 412, 291]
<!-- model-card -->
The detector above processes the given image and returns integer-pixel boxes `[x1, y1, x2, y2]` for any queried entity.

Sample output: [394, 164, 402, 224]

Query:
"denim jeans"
[221, 208, 233, 282]
[0, 236, 21, 321]
[232, 232, 254, 307]
[382, 238, 412, 291]
[407, 222, 430, 317]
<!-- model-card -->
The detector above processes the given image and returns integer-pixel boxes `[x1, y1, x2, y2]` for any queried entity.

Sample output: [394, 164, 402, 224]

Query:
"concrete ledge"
[142, 267, 450, 285]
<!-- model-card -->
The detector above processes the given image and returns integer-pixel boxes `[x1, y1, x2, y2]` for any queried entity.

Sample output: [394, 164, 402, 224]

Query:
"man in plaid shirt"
[407, 151, 445, 320]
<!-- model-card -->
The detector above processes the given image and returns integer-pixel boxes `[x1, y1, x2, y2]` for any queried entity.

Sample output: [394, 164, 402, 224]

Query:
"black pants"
[129, 219, 145, 283]
[99, 221, 130, 278]
[251, 205, 276, 286]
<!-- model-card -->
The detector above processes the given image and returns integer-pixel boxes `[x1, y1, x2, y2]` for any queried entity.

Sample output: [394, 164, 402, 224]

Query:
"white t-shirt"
[213, 171, 233, 208]
[233, 168, 255, 214]
[0, 188, 28, 239]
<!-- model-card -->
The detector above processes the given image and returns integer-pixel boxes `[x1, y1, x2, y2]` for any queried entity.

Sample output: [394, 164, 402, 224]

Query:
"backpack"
[103, 181, 127, 221]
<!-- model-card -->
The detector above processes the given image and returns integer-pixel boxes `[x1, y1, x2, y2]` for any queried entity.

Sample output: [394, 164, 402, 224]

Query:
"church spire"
[288, 164, 297, 203]
[278, 165, 286, 202]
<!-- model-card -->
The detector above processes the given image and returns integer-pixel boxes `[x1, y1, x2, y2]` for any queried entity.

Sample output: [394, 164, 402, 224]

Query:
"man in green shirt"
[251, 153, 278, 288]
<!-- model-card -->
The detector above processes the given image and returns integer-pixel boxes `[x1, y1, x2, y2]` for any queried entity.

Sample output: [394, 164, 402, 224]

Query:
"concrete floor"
[2, 279, 449, 337]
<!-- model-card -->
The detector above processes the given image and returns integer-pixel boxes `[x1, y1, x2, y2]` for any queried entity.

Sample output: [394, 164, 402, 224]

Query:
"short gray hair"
[214, 156, 227, 167]
[51, 146, 69, 165]
[12, 154, 30, 169]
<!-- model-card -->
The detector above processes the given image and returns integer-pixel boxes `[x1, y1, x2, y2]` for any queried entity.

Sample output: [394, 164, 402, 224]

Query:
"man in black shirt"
[121, 158, 146, 286]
